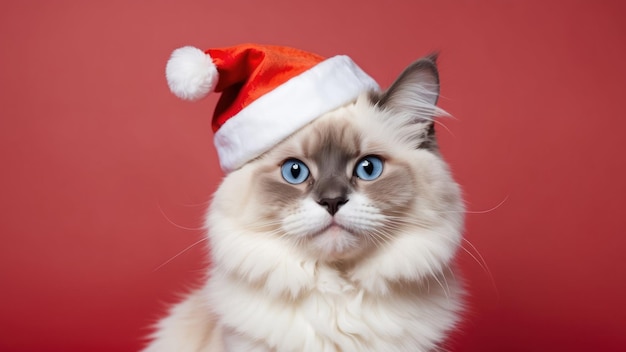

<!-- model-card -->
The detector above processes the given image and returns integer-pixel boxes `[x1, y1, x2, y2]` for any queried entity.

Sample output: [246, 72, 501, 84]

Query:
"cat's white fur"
[145, 59, 465, 351]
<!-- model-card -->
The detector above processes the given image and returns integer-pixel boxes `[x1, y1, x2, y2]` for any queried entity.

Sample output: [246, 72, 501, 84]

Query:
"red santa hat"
[165, 43, 379, 172]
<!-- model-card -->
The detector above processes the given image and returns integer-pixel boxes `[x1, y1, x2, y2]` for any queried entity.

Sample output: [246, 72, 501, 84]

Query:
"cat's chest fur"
[207, 260, 459, 352]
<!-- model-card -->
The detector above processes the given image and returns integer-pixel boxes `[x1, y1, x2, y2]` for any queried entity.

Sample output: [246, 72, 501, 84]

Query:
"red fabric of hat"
[208, 44, 325, 133]
[165, 43, 379, 172]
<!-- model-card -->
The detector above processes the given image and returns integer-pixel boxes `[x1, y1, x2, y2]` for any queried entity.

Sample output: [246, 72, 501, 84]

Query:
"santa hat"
[165, 43, 379, 172]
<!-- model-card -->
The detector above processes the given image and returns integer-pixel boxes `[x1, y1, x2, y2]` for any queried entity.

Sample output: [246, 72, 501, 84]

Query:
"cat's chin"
[308, 224, 364, 261]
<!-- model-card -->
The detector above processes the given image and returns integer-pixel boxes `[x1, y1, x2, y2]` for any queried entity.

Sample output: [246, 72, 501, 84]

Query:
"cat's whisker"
[368, 228, 393, 248]
[440, 265, 452, 301]
[152, 236, 208, 272]
[465, 195, 508, 214]
[429, 266, 450, 300]
[436, 195, 509, 215]
[440, 271, 452, 301]
[244, 224, 283, 233]
[413, 234, 496, 297]
[384, 217, 439, 233]
[157, 201, 207, 231]
[432, 117, 454, 137]
[177, 199, 212, 208]
[461, 238, 499, 297]
[383, 219, 460, 248]
[377, 231, 395, 248]
[242, 218, 286, 229]
[365, 233, 381, 248]
[456, 242, 489, 273]
[381, 215, 497, 295]
[388, 215, 495, 281]
[460, 238, 488, 271]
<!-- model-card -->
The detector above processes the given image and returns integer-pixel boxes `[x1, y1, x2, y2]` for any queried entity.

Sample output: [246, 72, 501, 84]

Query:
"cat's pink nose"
[318, 197, 348, 216]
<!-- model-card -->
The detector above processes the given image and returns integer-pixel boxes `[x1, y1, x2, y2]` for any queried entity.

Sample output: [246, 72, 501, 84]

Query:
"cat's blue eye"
[281, 159, 310, 185]
[354, 156, 384, 181]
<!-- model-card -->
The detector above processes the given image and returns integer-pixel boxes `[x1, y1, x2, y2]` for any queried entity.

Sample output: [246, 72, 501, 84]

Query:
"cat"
[144, 54, 465, 352]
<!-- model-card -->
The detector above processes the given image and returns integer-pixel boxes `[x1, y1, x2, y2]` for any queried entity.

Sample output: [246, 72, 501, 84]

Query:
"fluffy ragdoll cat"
[145, 55, 464, 352]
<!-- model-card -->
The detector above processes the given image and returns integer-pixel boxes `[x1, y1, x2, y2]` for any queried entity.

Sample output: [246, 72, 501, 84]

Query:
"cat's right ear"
[371, 54, 443, 123]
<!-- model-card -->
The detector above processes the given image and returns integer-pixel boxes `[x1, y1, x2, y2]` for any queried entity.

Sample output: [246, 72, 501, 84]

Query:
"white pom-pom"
[165, 46, 218, 101]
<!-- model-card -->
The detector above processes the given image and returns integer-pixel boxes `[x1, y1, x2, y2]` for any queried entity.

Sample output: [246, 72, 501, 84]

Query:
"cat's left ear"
[371, 54, 443, 149]
[374, 54, 440, 119]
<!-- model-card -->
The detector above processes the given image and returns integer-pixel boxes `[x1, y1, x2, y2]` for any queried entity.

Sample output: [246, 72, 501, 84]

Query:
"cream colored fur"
[145, 69, 465, 351]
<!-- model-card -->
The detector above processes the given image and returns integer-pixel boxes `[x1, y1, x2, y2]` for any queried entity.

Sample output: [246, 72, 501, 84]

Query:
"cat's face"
[247, 107, 426, 261]
[209, 56, 463, 273]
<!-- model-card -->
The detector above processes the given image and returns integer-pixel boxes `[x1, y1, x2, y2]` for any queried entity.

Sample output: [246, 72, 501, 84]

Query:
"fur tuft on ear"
[368, 55, 449, 150]
[373, 55, 447, 122]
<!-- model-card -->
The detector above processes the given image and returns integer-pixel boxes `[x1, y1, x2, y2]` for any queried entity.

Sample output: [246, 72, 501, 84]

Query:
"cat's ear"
[371, 54, 444, 149]
[373, 54, 441, 121]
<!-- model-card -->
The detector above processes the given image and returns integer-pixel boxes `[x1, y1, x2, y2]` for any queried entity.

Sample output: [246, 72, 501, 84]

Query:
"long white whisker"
[368, 228, 393, 248]
[153, 237, 208, 272]
[465, 195, 509, 214]
[462, 238, 499, 298]
[432, 118, 454, 137]
[435, 195, 509, 215]
[381, 215, 497, 296]
[429, 266, 449, 299]
[157, 201, 206, 231]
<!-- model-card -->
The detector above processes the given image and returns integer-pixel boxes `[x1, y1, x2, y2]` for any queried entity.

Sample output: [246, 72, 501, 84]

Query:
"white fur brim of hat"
[166, 46, 380, 173]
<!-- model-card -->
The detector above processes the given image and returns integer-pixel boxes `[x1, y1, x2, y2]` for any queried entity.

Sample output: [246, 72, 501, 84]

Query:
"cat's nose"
[318, 197, 348, 216]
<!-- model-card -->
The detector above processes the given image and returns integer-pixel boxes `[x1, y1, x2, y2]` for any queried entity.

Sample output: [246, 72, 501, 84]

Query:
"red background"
[1, 1, 625, 351]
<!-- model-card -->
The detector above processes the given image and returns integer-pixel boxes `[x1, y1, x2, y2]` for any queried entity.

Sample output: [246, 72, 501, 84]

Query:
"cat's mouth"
[303, 219, 364, 258]
[311, 220, 352, 238]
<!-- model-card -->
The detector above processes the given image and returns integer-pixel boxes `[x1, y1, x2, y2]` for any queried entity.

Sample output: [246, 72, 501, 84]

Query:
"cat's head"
[208, 56, 463, 291]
